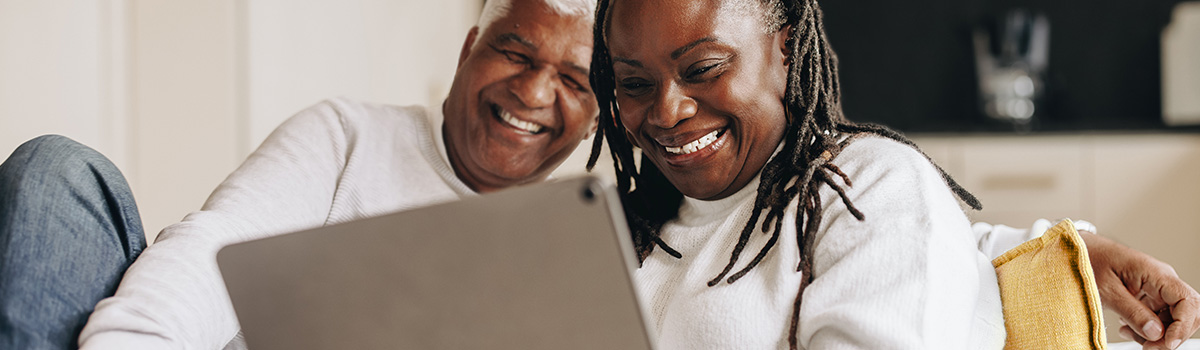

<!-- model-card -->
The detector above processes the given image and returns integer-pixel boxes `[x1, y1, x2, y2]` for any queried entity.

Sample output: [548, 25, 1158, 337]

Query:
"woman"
[586, 0, 1006, 348]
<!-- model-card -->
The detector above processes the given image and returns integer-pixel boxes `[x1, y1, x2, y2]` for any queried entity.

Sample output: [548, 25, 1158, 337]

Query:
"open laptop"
[217, 176, 655, 350]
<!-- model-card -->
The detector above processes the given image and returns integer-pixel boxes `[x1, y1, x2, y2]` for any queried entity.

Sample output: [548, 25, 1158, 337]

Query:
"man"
[1, 0, 595, 349]
[0, 0, 1194, 350]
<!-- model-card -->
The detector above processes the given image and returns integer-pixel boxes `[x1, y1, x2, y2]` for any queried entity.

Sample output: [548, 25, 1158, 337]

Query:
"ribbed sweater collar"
[676, 175, 761, 227]
[425, 103, 477, 197]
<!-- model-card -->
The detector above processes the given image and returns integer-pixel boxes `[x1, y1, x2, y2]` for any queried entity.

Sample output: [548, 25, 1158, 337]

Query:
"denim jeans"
[0, 135, 145, 350]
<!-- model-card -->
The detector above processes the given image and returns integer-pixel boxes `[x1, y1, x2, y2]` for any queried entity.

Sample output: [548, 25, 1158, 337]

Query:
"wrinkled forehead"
[483, 1, 595, 64]
[478, 0, 595, 42]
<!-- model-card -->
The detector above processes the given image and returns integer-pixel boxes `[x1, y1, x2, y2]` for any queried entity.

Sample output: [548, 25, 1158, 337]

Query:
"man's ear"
[458, 27, 481, 68]
[588, 115, 600, 138]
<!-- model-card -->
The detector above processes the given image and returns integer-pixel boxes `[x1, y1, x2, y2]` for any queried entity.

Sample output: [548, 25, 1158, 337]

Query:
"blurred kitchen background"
[1, 0, 1198, 342]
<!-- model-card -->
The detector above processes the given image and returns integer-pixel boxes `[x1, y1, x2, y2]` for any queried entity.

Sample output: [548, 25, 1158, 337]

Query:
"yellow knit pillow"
[992, 219, 1107, 350]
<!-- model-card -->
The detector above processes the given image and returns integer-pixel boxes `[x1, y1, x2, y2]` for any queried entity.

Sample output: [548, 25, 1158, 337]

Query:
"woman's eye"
[619, 79, 652, 95]
[686, 60, 725, 81]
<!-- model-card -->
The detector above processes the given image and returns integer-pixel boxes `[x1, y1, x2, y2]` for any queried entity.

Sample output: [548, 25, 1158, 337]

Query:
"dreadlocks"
[587, 0, 982, 348]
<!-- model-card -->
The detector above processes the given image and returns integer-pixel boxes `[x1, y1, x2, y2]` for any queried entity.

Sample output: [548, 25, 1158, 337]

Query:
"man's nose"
[510, 66, 557, 109]
[648, 82, 697, 129]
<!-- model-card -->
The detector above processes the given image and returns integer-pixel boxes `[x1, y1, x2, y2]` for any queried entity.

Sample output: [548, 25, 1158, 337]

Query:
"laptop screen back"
[218, 177, 654, 350]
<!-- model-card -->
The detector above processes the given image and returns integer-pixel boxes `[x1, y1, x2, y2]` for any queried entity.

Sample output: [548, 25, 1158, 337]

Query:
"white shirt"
[79, 97, 475, 349]
[636, 136, 1007, 349]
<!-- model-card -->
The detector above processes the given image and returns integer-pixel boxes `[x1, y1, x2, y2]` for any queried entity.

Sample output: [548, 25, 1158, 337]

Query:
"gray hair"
[476, 0, 596, 37]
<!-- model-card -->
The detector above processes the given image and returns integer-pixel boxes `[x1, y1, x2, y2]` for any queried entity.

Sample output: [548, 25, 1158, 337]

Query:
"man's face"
[442, 1, 598, 193]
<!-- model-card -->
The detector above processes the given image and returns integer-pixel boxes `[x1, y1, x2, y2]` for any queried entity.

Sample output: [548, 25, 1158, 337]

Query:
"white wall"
[0, 0, 481, 241]
[243, 0, 478, 153]
[0, 0, 124, 169]
[129, 0, 242, 243]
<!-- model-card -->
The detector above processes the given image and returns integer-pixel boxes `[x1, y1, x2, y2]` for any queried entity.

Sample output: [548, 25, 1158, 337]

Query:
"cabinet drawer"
[957, 137, 1088, 222]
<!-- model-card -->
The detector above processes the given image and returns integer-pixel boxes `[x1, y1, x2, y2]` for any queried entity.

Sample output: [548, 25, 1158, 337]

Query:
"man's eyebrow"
[495, 32, 537, 51]
[670, 37, 717, 60]
[564, 61, 590, 77]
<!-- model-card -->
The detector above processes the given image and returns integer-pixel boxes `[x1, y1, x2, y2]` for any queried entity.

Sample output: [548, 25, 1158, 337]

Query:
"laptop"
[217, 176, 656, 350]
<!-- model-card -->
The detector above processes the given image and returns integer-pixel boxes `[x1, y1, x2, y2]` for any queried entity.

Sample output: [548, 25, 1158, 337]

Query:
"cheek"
[717, 77, 787, 138]
[614, 98, 645, 135]
[569, 94, 600, 131]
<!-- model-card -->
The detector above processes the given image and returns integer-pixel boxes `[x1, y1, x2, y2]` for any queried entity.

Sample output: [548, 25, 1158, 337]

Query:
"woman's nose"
[648, 82, 697, 129]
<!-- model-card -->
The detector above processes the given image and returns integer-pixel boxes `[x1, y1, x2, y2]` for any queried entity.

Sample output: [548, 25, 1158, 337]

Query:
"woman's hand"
[1080, 233, 1200, 349]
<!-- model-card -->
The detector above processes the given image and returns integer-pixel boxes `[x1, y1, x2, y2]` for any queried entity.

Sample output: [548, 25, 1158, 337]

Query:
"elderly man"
[0, 0, 1195, 349]
[0, 0, 596, 349]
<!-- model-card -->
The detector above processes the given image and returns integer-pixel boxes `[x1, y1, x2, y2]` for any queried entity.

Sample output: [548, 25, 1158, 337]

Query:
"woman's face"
[607, 0, 790, 200]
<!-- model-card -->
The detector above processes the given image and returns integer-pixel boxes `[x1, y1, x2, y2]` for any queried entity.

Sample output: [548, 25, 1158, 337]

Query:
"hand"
[1080, 233, 1200, 350]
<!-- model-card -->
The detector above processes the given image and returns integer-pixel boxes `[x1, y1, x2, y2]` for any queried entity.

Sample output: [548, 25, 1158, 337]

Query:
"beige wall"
[0, 0, 480, 240]
[0, 1, 121, 168]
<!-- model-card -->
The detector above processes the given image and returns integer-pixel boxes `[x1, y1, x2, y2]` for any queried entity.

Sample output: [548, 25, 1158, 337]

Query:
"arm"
[1080, 233, 1200, 350]
[797, 138, 1003, 349]
[78, 101, 351, 349]
[975, 222, 1200, 349]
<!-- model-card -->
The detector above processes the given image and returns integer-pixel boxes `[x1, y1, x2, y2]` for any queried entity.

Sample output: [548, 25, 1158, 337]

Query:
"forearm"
[79, 227, 238, 349]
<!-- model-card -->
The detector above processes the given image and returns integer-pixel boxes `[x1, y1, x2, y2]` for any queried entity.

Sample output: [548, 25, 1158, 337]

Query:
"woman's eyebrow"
[611, 37, 719, 68]
[612, 57, 642, 68]
[670, 37, 716, 59]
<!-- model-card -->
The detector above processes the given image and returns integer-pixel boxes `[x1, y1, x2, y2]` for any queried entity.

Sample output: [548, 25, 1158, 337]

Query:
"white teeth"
[499, 109, 543, 134]
[664, 129, 721, 155]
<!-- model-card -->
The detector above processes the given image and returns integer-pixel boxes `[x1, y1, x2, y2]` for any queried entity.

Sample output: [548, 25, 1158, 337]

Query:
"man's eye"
[491, 45, 531, 65]
[503, 51, 531, 64]
[561, 76, 588, 92]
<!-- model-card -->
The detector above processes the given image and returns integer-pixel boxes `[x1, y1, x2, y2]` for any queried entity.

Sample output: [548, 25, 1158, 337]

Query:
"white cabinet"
[914, 133, 1200, 342]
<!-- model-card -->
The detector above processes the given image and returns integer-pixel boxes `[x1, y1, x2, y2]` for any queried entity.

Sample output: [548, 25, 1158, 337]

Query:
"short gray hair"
[476, 0, 596, 37]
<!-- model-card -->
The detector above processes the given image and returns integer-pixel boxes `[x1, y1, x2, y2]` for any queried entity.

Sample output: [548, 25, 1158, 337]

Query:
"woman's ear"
[776, 24, 793, 66]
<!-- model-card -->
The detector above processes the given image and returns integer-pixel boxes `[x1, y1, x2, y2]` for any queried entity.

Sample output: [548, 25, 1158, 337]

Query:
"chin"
[669, 181, 718, 200]
[480, 162, 546, 185]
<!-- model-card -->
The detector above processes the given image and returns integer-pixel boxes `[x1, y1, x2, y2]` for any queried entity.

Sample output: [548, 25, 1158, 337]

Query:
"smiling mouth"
[663, 129, 724, 155]
[492, 104, 544, 135]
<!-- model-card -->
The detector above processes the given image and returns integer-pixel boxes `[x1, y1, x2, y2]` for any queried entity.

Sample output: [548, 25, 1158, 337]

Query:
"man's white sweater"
[78, 97, 476, 349]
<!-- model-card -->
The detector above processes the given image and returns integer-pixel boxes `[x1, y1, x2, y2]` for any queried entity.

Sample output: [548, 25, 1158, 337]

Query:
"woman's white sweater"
[636, 136, 1007, 349]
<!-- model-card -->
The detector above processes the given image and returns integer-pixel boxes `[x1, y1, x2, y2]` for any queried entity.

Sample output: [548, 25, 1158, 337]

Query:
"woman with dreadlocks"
[588, 0, 1006, 348]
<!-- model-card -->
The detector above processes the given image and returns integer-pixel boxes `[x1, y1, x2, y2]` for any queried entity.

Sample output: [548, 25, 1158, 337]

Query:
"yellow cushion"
[992, 219, 1107, 350]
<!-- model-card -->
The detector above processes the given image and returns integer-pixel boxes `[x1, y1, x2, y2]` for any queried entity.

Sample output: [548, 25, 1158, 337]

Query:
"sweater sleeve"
[78, 100, 352, 350]
[973, 219, 1097, 259]
[796, 137, 1004, 349]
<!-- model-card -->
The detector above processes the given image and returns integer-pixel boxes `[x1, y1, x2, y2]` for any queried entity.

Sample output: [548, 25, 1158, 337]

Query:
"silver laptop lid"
[218, 176, 654, 350]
